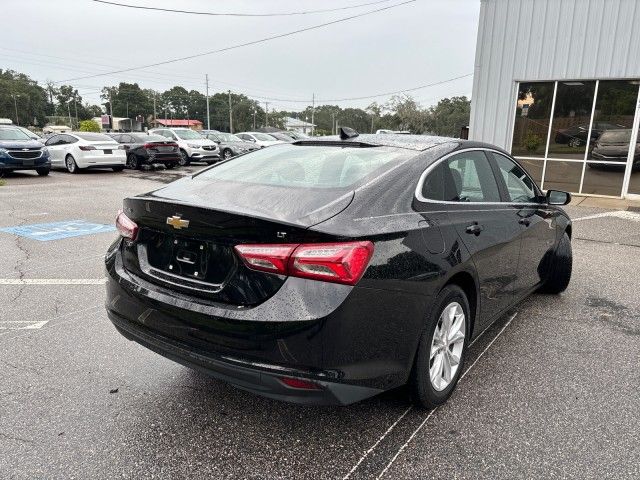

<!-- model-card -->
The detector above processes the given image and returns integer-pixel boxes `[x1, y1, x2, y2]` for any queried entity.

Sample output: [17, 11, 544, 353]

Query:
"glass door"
[623, 86, 640, 198]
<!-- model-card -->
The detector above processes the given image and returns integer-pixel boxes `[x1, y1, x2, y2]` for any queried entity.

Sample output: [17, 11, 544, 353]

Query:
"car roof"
[293, 133, 503, 153]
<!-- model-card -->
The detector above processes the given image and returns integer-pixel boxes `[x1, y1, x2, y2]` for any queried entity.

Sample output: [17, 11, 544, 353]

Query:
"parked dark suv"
[0, 126, 51, 176]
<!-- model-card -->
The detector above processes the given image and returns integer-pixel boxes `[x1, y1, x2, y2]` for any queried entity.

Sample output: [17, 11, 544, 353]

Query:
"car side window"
[489, 152, 538, 203]
[422, 151, 500, 202]
[63, 135, 78, 144]
[45, 135, 61, 146]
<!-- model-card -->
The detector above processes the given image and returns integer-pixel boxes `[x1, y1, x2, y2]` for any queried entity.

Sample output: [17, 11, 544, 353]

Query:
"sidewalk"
[569, 195, 640, 210]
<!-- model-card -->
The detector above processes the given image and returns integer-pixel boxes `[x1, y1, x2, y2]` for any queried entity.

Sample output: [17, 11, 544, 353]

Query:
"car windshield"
[252, 133, 277, 141]
[0, 128, 31, 141]
[74, 132, 113, 141]
[175, 129, 203, 140]
[218, 133, 242, 142]
[599, 129, 632, 143]
[195, 144, 412, 189]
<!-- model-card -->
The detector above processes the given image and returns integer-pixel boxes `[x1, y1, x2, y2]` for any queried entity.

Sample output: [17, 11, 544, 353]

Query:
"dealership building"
[470, 0, 640, 199]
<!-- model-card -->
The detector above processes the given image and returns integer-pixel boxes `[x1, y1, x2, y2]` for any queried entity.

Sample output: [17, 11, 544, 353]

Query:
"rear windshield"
[252, 133, 277, 141]
[599, 129, 632, 143]
[196, 144, 412, 188]
[134, 134, 166, 142]
[0, 128, 31, 141]
[74, 132, 113, 141]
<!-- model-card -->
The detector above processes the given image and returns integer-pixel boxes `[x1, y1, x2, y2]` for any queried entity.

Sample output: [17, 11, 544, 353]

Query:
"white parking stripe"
[376, 312, 518, 479]
[342, 311, 517, 480]
[0, 304, 102, 337]
[0, 278, 106, 285]
[573, 210, 640, 222]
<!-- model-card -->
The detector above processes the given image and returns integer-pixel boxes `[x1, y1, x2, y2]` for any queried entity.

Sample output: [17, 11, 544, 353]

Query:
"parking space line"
[0, 304, 102, 338]
[0, 278, 106, 285]
[573, 211, 640, 222]
[342, 311, 517, 480]
[375, 312, 518, 479]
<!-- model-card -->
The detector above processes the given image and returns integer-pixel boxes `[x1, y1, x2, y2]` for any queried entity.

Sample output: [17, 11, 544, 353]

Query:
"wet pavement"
[0, 167, 638, 479]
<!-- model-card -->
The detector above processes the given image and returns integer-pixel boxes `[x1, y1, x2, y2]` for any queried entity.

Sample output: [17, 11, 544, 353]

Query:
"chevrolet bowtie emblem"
[166, 215, 190, 229]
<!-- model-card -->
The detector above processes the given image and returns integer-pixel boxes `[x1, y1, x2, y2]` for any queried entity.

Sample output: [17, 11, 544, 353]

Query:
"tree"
[385, 95, 428, 133]
[0, 69, 49, 127]
[102, 83, 152, 119]
[425, 96, 471, 137]
[79, 119, 100, 132]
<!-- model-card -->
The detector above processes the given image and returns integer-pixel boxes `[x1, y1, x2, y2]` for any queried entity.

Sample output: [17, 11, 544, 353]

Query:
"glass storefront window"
[511, 82, 554, 158]
[543, 160, 583, 192]
[511, 79, 640, 197]
[548, 81, 596, 160]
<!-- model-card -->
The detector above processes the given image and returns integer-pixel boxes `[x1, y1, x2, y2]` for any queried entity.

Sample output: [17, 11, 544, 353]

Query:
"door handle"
[465, 223, 484, 236]
[519, 218, 531, 227]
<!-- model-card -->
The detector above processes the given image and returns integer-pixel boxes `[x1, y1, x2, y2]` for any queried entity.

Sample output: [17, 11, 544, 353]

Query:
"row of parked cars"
[0, 124, 308, 177]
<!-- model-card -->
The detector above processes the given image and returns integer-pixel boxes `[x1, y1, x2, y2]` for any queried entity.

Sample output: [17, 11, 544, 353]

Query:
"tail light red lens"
[116, 210, 138, 241]
[234, 241, 374, 285]
[233, 244, 298, 274]
[79, 145, 96, 151]
[143, 143, 157, 149]
[279, 377, 321, 390]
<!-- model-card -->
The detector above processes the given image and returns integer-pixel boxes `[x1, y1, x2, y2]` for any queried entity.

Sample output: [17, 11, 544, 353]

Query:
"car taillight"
[116, 210, 138, 240]
[233, 244, 298, 274]
[279, 377, 321, 390]
[234, 241, 374, 286]
[143, 143, 156, 149]
[79, 145, 96, 151]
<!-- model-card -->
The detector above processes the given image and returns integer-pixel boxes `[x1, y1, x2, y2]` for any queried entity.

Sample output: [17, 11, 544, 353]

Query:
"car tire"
[112, 166, 125, 172]
[568, 138, 582, 148]
[179, 150, 190, 167]
[165, 163, 175, 169]
[65, 155, 79, 174]
[223, 149, 233, 160]
[539, 232, 572, 294]
[36, 167, 50, 176]
[410, 284, 470, 409]
[127, 153, 139, 170]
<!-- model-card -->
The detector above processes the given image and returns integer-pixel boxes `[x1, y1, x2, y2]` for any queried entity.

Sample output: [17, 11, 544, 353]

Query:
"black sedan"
[200, 131, 259, 160]
[105, 130, 572, 407]
[108, 133, 181, 169]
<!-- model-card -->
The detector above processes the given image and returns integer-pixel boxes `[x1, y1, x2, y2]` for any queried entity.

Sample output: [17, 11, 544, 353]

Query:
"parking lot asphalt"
[1, 167, 638, 479]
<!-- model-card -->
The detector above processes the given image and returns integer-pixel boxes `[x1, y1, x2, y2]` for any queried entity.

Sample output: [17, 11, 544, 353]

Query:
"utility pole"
[311, 93, 315, 136]
[74, 99, 78, 129]
[153, 92, 157, 128]
[265, 102, 269, 126]
[206, 74, 211, 131]
[109, 92, 114, 131]
[253, 108, 256, 130]
[67, 102, 72, 130]
[228, 90, 233, 133]
[11, 94, 19, 126]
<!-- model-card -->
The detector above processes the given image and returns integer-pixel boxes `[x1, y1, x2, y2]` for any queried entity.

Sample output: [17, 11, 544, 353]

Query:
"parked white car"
[149, 128, 219, 166]
[44, 132, 126, 173]
[236, 132, 285, 148]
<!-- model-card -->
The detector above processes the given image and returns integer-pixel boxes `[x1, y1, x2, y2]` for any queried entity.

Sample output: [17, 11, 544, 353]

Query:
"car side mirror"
[547, 190, 571, 205]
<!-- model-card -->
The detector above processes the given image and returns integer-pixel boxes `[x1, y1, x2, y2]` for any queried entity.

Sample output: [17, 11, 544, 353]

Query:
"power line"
[55, 0, 416, 83]
[91, 0, 397, 17]
[246, 73, 474, 103]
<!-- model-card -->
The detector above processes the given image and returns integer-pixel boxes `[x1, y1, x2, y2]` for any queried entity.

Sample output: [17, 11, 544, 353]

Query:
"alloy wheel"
[179, 150, 189, 166]
[429, 302, 466, 391]
[223, 149, 233, 160]
[66, 156, 76, 173]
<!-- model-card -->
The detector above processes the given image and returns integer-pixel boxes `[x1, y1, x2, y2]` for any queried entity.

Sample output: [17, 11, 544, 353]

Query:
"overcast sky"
[2, 0, 480, 111]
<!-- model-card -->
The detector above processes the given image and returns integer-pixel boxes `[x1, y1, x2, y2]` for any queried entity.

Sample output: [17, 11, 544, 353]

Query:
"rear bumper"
[108, 309, 380, 405]
[76, 151, 126, 167]
[105, 242, 430, 405]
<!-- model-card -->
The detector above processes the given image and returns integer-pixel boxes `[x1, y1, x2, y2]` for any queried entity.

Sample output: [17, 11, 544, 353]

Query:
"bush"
[523, 133, 542, 152]
[79, 120, 101, 132]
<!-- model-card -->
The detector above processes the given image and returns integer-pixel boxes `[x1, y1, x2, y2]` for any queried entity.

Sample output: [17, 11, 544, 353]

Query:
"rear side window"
[196, 144, 412, 189]
[422, 151, 500, 202]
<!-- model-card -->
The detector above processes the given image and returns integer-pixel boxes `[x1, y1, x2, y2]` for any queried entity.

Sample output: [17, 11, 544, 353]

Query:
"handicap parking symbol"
[0, 220, 116, 241]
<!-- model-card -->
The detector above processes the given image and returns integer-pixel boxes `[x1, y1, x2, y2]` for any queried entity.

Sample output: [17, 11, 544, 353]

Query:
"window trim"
[415, 147, 545, 206]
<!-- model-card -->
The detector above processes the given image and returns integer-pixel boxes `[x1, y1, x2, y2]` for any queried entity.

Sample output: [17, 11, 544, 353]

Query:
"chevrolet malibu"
[105, 130, 572, 407]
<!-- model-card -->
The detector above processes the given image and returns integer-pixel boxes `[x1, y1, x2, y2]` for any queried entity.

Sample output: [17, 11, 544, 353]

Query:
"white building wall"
[470, 0, 640, 150]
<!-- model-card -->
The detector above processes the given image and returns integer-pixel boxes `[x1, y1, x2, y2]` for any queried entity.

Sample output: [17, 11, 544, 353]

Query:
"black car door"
[487, 151, 557, 294]
[420, 150, 522, 327]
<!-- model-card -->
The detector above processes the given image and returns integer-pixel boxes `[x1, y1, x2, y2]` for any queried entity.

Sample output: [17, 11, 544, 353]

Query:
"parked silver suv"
[149, 128, 219, 166]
